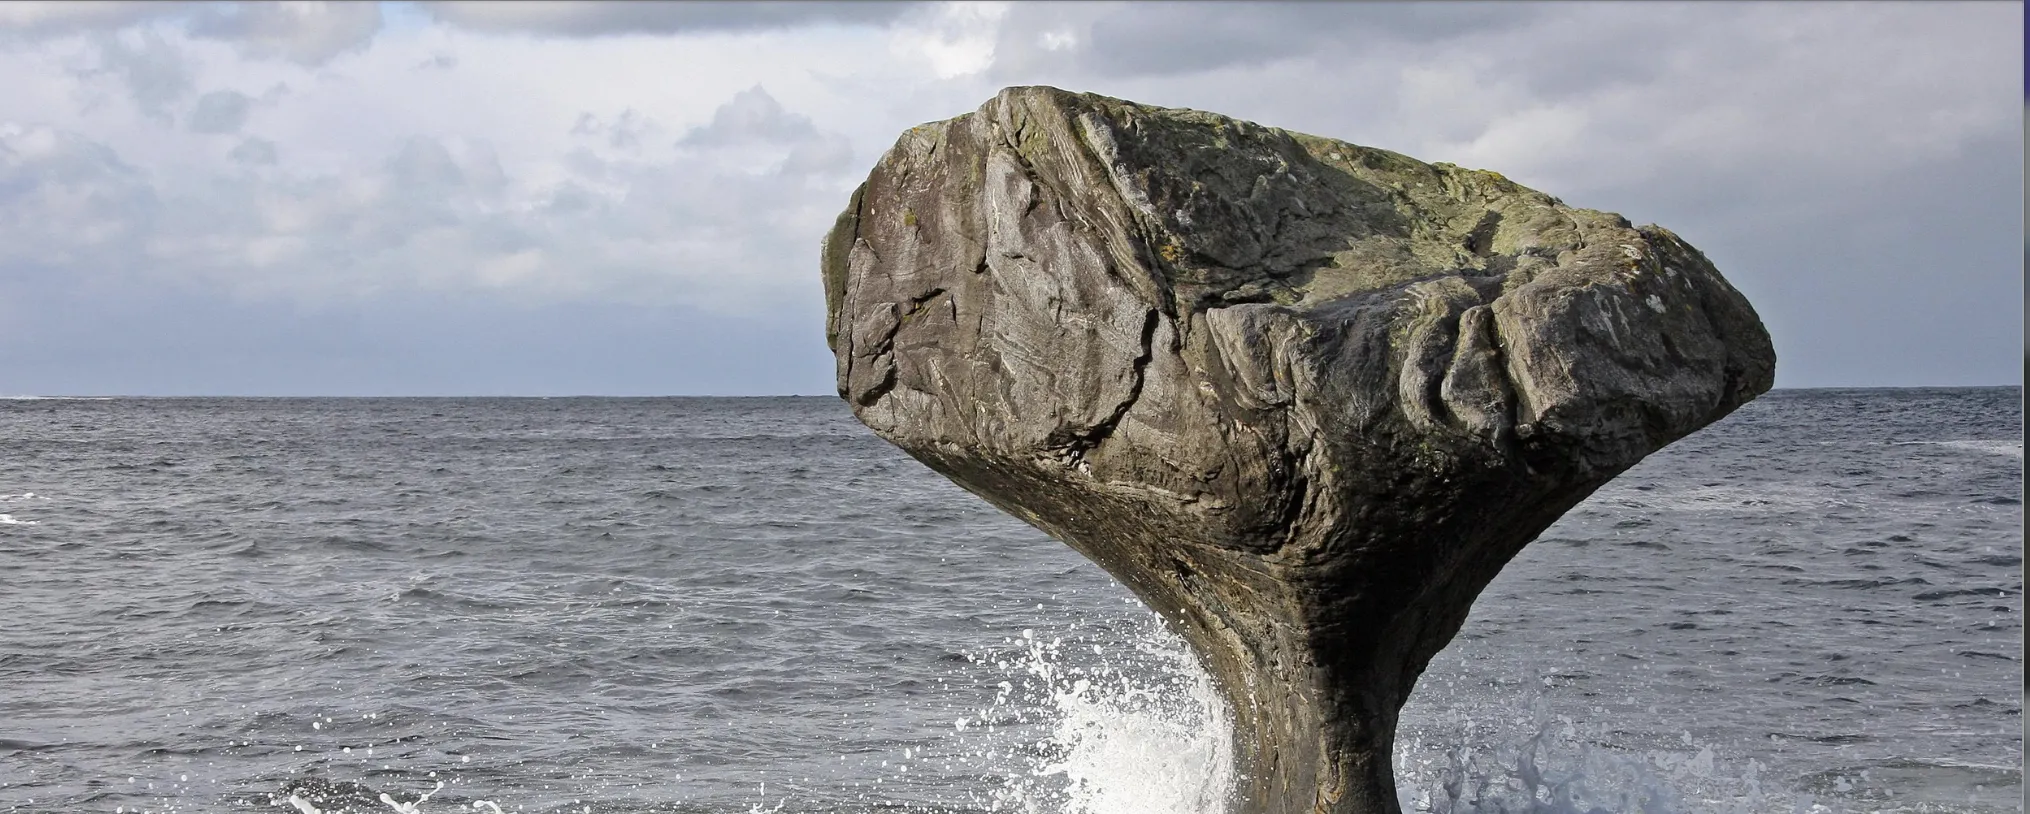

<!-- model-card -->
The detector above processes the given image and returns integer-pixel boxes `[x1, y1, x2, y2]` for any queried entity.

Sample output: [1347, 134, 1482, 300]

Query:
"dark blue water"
[0, 389, 2019, 814]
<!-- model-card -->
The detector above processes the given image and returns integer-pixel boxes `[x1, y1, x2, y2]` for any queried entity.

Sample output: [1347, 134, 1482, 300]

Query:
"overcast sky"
[0, 1, 2020, 396]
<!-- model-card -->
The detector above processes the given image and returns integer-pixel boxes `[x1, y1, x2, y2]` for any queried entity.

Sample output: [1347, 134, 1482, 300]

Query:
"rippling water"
[0, 388, 2019, 814]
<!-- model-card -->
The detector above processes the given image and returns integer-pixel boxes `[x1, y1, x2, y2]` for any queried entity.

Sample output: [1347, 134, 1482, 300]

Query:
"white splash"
[0, 513, 39, 525]
[957, 611, 1844, 814]
[378, 780, 445, 814]
[966, 617, 1235, 814]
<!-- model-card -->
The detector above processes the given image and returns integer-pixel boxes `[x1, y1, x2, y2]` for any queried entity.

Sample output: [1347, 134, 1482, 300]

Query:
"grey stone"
[823, 86, 1775, 814]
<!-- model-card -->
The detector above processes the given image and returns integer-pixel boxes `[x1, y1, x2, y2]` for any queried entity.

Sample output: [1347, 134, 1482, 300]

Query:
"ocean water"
[0, 388, 2019, 814]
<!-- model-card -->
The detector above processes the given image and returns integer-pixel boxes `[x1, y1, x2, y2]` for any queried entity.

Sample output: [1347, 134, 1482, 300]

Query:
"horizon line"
[2, 384, 2023, 400]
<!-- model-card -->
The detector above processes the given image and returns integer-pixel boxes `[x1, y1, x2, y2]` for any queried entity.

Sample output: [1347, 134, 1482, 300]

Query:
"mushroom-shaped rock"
[822, 87, 1775, 814]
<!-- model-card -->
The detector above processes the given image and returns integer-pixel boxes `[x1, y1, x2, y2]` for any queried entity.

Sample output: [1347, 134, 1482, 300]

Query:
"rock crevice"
[823, 86, 1775, 814]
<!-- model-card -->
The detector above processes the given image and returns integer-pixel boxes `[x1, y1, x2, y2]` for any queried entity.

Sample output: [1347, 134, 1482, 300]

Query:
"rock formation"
[823, 87, 1775, 814]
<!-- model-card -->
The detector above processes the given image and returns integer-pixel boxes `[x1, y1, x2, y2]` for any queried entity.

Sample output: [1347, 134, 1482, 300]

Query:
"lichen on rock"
[823, 86, 1775, 814]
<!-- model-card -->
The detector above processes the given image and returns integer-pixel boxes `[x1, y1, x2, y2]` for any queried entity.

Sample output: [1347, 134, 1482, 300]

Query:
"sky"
[0, 1, 2020, 396]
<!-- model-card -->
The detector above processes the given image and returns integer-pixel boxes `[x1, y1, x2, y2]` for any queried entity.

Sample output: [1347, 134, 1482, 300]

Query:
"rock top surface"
[823, 86, 1775, 814]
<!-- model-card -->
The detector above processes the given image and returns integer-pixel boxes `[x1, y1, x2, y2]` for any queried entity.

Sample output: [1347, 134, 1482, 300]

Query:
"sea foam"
[958, 608, 1848, 814]
[974, 621, 1235, 814]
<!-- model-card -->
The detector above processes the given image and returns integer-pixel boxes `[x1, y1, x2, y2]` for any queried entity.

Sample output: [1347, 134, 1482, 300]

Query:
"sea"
[0, 387, 2020, 814]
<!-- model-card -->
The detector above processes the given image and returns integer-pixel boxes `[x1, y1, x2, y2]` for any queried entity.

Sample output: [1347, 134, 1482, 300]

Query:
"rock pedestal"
[823, 86, 1775, 814]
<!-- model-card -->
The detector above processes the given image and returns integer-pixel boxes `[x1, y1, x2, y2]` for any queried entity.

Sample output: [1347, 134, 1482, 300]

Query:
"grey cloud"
[541, 181, 603, 217]
[65, 104, 851, 318]
[6, 2, 2013, 395]
[257, 82, 291, 105]
[1, 2, 381, 67]
[420, 0, 915, 37]
[379, 136, 508, 202]
[1475, 5, 1685, 102]
[678, 86, 819, 147]
[675, 87, 863, 179]
[385, 136, 468, 189]
[1008, 3, 2020, 387]
[0, 1, 194, 38]
[1435, 5, 2018, 201]
[572, 108, 660, 151]
[228, 137, 277, 165]
[1687, 133, 2022, 387]
[77, 31, 194, 123]
[371, 137, 511, 249]
[991, 1, 1539, 81]
[415, 52, 458, 71]
[188, 90, 253, 134]
[780, 133, 855, 176]
[1559, 119, 2023, 382]
[0, 124, 159, 280]
[188, 1, 383, 65]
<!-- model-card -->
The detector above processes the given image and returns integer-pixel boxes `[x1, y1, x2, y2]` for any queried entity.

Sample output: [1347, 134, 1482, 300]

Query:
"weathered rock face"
[823, 87, 1775, 814]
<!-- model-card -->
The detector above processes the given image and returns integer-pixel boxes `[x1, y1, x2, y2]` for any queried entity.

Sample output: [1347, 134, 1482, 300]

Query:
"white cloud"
[0, 74, 867, 317]
[0, 0, 2018, 391]
[888, 1, 1007, 80]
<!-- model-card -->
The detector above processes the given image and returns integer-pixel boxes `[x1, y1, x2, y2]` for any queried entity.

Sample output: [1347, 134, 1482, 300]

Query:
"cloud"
[674, 86, 860, 177]
[677, 85, 819, 147]
[73, 30, 196, 123]
[419, 0, 917, 37]
[384, 134, 501, 192]
[964, 3, 2019, 218]
[0, 1, 193, 38]
[571, 108, 661, 151]
[414, 51, 457, 71]
[988, 2, 2024, 388]
[886, 1, 1005, 79]
[990, 1, 1539, 81]
[0, 123, 160, 278]
[228, 136, 277, 165]
[188, 89, 253, 133]
[187, 1, 384, 65]
[4, 82, 862, 319]
[1397, 3, 2023, 209]
[1, 2, 383, 67]
[781, 132, 855, 176]
[0, 1, 2017, 393]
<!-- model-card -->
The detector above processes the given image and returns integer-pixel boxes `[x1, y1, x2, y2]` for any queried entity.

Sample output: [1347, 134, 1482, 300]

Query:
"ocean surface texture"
[0, 389, 2020, 814]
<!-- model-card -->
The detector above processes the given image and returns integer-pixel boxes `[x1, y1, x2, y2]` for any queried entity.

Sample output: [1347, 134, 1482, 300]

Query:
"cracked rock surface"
[823, 86, 1775, 814]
